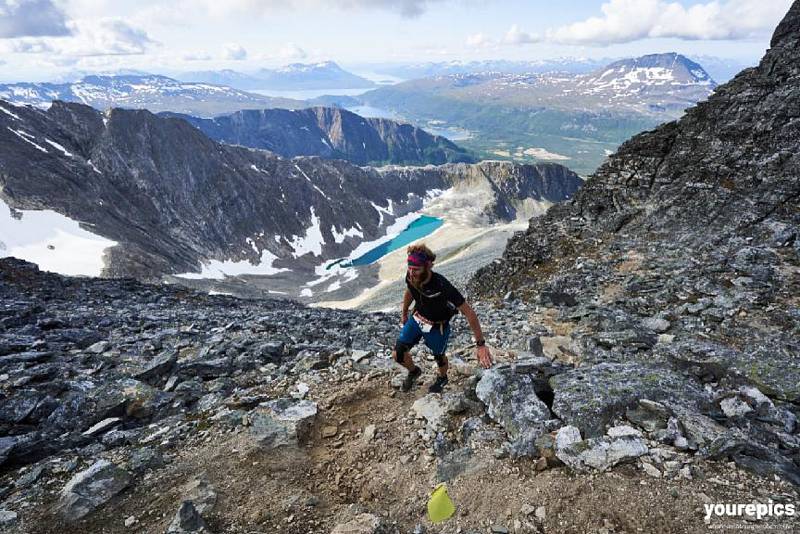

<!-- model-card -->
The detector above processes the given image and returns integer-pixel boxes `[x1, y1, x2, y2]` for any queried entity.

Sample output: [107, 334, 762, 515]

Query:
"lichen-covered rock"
[550, 363, 709, 438]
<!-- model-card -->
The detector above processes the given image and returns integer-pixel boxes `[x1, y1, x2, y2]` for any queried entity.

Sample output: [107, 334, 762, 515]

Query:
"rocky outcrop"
[468, 2, 800, 484]
[163, 106, 476, 166]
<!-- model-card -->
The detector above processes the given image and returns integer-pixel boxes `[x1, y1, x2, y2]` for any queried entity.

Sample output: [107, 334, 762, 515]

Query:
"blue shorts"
[398, 316, 451, 356]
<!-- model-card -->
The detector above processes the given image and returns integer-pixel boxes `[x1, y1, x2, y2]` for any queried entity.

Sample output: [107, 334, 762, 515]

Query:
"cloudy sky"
[0, 0, 793, 81]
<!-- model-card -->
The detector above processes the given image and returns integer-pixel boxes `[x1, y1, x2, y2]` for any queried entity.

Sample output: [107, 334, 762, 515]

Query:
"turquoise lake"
[327, 215, 443, 269]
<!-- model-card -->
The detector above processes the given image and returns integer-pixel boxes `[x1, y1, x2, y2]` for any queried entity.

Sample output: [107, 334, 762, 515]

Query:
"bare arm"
[401, 288, 413, 324]
[457, 301, 493, 368]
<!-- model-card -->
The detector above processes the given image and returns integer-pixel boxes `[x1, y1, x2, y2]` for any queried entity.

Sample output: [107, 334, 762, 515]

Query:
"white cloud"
[467, 24, 540, 49]
[0, 0, 72, 38]
[182, 51, 213, 61]
[466, 32, 493, 48]
[223, 43, 247, 60]
[196, 0, 448, 18]
[66, 19, 157, 56]
[277, 43, 307, 60]
[4, 18, 158, 57]
[5, 38, 55, 53]
[502, 24, 539, 45]
[546, 0, 793, 45]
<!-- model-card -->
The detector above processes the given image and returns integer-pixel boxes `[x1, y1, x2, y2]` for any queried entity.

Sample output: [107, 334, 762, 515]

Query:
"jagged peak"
[771, 0, 800, 48]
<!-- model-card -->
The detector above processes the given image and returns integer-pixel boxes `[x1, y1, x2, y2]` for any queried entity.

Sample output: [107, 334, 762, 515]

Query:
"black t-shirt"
[406, 271, 466, 322]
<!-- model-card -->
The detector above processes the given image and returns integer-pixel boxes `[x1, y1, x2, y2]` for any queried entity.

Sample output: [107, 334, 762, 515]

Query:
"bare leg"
[437, 355, 448, 377]
[391, 348, 417, 372]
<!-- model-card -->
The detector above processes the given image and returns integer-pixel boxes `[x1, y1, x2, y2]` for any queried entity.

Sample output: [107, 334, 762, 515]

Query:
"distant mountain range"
[366, 58, 612, 79]
[358, 53, 718, 174]
[0, 75, 304, 117]
[178, 61, 376, 91]
[0, 53, 724, 175]
[365, 55, 752, 84]
[162, 106, 475, 166]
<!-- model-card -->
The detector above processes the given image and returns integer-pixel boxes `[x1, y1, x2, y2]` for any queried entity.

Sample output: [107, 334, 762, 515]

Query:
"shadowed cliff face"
[161, 106, 476, 166]
[466, 1, 800, 485]
[0, 101, 582, 280]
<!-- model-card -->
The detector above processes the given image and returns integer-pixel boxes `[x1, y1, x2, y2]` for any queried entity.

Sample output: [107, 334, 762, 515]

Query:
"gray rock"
[641, 317, 671, 333]
[82, 417, 123, 437]
[249, 398, 317, 448]
[555, 426, 582, 449]
[135, 350, 178, 383]
[476, 363, 552, 456]
[57, 460, 131, 521]
[0, 510, 18, 528]
[720, 397, 753, 418]
[556, 434, 649, 472]
[128, 447, 164, 473]
[550, 363, 709, 437]
[436, 447, 491, 482]
[626, 399, 672, 432]
[181, 477, 217, 515]
[15, 464, 44, 488]
[412, 396, 447, 429]
[166, 501, 210, 533]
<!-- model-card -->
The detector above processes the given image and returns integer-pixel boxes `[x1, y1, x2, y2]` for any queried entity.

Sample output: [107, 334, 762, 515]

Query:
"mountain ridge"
[161, 106, 475, 166]
[0, 99, 581, 299]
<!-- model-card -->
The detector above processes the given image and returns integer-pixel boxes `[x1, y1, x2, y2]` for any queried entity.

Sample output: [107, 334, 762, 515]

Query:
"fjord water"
[329, 215, 443, 269]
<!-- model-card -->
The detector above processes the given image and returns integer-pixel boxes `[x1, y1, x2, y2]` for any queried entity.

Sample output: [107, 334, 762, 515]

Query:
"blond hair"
[407, 243, 436, 262]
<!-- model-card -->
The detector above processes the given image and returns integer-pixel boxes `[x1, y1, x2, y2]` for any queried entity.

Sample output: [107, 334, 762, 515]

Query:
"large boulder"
[476, 361, 554, 456]
[550, 362, 710, 437]
[249, 398, 317, 448]
[57, 460, 131, 521]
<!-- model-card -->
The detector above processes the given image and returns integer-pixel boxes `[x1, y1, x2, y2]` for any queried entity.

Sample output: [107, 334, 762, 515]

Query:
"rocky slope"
[1, 258, 798, 534]
[161, 106, 475, 166]
[469, 1, 800, 486]
[0, 99, 581, 297]
[0, 75, 303, 117]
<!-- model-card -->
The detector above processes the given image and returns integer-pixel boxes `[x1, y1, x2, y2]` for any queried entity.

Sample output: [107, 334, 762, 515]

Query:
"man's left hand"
[476, 345, 493, 368]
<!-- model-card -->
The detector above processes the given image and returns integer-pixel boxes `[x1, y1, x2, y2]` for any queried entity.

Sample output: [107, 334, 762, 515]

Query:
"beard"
[409, 266, 429, 288]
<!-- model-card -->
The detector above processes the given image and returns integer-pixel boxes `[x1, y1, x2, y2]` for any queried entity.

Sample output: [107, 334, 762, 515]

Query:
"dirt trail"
[24, 366, 800, 534]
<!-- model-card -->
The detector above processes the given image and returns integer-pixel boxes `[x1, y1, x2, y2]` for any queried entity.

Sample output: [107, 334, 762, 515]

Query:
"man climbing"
[393, 243, 493, 394]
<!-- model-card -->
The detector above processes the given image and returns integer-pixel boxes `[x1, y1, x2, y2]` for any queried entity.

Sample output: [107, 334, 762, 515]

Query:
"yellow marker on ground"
[427, 483, 456, 523]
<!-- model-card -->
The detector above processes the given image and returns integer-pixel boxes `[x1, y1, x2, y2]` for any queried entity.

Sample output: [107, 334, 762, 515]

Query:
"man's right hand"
[401, 311, 408, 325]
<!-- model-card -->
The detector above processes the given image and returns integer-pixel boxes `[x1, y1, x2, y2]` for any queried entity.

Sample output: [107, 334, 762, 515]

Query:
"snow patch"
[44, 139, 74, 157]
[7, 128, 48, 153]
[175, 247, 290, 280]
[288, 206, 325, 258]
[331, 224, 363, 244]
[0, 104, 21, 120]
[87, 160, 102, 174]
[0, 198, 116, 276]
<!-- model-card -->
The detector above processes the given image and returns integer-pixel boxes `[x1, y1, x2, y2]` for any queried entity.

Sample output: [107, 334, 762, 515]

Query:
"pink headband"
[407, 252, 431, 267]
